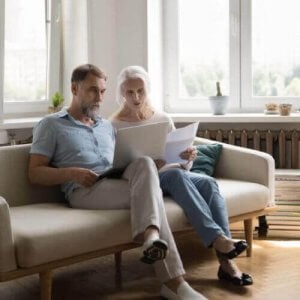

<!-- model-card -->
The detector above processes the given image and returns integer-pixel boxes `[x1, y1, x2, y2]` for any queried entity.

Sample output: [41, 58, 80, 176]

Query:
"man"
[28, 64, 206, 299]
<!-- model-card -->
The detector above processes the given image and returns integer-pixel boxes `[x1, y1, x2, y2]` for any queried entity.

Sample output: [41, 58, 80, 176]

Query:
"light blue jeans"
[159, 168, 231, 247]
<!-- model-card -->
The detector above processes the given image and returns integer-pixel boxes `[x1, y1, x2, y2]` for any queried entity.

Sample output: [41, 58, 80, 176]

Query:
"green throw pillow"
[190, 143, 223, 176]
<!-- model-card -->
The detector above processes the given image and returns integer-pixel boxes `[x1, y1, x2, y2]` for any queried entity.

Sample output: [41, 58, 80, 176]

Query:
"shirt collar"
[57, 107, 102, 127]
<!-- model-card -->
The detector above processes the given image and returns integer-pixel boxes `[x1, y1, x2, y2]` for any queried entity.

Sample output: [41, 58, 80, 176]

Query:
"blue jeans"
[159, 168, 231, 247]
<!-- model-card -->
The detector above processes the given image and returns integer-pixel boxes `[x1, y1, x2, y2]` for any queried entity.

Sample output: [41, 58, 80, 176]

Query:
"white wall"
[87, 0, 149, 118]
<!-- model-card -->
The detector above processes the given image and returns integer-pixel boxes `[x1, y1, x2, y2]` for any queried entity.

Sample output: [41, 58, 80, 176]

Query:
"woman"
[110, 65, 253, 287]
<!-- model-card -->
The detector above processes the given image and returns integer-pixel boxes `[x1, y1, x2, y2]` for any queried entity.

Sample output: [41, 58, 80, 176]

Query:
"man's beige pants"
[69, 156, 185, 283]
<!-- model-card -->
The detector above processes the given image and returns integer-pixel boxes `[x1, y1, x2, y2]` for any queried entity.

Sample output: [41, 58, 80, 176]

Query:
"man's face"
[72, 73, 107, 119]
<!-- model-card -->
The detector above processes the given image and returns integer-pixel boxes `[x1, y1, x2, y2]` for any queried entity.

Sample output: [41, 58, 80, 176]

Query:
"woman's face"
[122, 78, 147, 111]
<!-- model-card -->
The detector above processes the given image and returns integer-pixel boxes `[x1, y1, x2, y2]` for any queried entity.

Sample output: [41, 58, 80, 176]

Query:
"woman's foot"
[218, 266, 253, 286]
[140, 238, 168, 264]
[213, 235, 248, 259]
[217, 259, 253, 286]
[160, 281, 208, 300]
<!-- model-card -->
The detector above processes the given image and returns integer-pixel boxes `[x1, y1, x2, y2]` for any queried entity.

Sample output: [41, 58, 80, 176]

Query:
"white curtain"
[61, 0, 89, 104]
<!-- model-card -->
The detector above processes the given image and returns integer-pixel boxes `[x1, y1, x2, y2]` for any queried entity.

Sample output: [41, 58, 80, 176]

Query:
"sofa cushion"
[191, 143, 223, 176]
[10, 179, 269, 268]
[217, 179, 270, 217]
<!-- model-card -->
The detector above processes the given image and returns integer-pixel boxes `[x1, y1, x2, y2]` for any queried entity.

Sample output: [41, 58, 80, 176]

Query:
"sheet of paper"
[164, 122, 199, 164]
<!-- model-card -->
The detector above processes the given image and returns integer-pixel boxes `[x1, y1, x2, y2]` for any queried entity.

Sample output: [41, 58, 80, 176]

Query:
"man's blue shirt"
[30, 109, 116, 199]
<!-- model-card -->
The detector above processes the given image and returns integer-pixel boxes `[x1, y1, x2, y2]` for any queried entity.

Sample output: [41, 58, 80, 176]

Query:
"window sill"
[170, 113, 300, 123]
[0, 117, 42, 130]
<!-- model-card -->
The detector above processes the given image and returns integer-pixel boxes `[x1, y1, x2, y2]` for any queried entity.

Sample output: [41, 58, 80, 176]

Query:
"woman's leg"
[187, 172, 231, 238]
[159, 168, 224, 247]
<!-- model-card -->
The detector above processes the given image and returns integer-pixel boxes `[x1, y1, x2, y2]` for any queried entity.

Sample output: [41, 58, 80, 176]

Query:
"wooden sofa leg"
[244, 218, 253, 257]
[114, 252, 122, 289]
[39, 270, 53, 300]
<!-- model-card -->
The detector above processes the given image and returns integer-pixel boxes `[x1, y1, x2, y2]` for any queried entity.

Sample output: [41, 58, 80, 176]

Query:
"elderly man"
[28, 64, 207, 300]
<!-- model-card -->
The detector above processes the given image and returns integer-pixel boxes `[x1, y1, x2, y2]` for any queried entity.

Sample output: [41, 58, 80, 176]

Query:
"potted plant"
[48, 92, 64, 113]
[208, 82, 229, 115]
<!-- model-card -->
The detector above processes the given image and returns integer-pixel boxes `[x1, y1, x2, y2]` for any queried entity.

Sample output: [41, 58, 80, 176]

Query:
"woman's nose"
[133, 92, 139, 99]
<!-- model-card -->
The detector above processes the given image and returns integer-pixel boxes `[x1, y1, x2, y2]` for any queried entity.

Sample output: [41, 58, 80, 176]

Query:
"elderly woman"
[110, 65, 253, 288]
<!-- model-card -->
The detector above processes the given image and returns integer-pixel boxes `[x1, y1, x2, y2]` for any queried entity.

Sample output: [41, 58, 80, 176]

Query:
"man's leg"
[122, 157, 185, 282]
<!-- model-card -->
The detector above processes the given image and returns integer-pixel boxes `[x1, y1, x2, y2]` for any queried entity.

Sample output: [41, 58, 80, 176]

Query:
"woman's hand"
[154, 159, 166, 170]
[180, 147, 197, 162]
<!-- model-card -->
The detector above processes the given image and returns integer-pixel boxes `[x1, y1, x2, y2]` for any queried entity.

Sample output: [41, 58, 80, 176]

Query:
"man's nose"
[98, 92, 104, 102]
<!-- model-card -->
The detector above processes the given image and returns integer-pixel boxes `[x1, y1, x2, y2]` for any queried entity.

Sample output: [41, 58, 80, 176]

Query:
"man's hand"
[180, 147, 197, 162]
[72, 168, 98, 187]
[154, 159, 166, 170]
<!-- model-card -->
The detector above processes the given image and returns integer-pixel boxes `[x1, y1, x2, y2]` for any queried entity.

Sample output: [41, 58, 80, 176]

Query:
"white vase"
[209, 96, 229, 115]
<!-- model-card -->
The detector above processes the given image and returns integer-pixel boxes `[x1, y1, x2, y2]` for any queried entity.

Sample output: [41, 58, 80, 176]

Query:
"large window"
[0, 0, 61, 117]
[163, 0, 300, 113]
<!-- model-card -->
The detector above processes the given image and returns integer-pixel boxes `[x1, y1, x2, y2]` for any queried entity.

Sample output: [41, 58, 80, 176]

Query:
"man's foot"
[140, 239, 168, 264]
[160, 281, 208, 299]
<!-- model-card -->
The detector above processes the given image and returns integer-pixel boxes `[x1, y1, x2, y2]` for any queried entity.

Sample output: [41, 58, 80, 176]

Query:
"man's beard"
[81, 104, 99, 119]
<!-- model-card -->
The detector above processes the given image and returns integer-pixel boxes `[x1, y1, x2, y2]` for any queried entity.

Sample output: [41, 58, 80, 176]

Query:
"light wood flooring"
[1, 231, 300, 300]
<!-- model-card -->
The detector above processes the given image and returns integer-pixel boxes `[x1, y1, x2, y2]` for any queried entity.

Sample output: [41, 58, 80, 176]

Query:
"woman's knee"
[161, 168, 186, 181]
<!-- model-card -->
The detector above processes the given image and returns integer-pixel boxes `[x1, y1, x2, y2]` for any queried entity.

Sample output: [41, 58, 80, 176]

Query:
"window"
[163, 0, 300, 113]
[0, 0, 61, 117]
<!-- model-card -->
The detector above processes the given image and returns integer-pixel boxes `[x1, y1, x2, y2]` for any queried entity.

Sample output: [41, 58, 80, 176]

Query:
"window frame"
[163, 0, 300, 113]
[0, 0, 61, 118]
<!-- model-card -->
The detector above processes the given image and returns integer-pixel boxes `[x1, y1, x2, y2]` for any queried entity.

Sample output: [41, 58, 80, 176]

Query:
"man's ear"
[71, 82, 78, 95]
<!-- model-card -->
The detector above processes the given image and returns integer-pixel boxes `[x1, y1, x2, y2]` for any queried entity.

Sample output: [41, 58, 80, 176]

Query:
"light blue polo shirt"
[30, 109, 116, 199]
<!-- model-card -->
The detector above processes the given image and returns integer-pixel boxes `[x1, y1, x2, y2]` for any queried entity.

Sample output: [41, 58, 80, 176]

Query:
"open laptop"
[97, 122, 170, 180]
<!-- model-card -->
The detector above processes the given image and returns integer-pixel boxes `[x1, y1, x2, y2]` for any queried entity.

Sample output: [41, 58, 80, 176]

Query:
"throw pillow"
[190, 143, 223, 176]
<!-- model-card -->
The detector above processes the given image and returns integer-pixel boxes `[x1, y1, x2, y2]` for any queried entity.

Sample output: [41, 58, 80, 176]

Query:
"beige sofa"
[0, 138, 276, 300]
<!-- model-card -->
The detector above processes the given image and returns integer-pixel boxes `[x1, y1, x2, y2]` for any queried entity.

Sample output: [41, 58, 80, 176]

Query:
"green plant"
[51, 92, 64, 108]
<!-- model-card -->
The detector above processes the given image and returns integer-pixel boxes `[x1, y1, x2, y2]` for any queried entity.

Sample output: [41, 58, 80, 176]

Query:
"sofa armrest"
[0, 196, 17, 272]
[194, 137, 275, 206]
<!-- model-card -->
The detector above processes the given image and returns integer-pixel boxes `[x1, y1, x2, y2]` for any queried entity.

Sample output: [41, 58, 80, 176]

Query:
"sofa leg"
[39, 270, 53, 300]
[244, 218, 253, 257]
[114, 252, 122, 289]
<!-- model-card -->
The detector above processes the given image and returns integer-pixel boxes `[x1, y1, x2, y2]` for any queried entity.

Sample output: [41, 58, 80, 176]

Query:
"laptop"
[97, 122, 170, 180]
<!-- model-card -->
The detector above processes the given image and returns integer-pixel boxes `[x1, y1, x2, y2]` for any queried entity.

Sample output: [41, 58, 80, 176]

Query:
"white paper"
[164, 122, 199, 164]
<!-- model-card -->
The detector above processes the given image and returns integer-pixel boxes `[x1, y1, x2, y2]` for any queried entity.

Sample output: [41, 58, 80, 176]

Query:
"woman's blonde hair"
[116, 65, 151, 105]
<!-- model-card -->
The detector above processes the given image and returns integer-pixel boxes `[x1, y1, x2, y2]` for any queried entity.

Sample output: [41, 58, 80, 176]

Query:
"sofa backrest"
[0, 144, 64, 207]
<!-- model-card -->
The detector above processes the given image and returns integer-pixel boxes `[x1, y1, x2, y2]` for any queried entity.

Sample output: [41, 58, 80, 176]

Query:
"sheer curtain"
[61, 0, 89, 104]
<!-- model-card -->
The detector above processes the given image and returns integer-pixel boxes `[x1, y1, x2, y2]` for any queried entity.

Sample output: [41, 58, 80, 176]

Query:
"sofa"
[0, 137, 276, 300]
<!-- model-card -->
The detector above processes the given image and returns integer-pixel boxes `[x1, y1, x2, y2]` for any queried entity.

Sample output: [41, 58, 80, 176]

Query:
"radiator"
[198, 129, 300, 169]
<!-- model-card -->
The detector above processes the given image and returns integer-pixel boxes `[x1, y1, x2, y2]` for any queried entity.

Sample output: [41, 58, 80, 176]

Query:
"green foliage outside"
[181, 63, 300, 98]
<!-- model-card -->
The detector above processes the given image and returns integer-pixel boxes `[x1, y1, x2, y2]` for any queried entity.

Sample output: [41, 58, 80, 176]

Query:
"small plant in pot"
[48, 92, 64, 113]
[208, 82, 229, 115]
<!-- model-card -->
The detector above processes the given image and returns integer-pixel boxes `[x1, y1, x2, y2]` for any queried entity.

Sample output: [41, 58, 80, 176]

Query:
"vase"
[208, 96, 229, 115]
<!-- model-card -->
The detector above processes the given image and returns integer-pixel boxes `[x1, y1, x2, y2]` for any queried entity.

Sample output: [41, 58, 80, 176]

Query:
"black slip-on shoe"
[217, 240, 248, 259]
[218, 266, 253, 286]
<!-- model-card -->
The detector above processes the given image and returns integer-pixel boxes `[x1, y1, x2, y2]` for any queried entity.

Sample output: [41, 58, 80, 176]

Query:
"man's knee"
[133, 156, 156, 170]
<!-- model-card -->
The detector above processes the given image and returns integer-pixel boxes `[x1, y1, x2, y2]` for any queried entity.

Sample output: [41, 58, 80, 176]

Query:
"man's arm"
[28, 154, 98, 187]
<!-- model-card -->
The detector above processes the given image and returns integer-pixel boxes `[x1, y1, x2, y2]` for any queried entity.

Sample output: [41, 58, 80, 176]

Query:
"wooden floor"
[1, 232, 300, 300]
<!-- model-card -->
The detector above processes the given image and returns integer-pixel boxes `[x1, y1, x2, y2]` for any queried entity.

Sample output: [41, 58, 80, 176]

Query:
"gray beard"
[81, 105, 98, 120]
